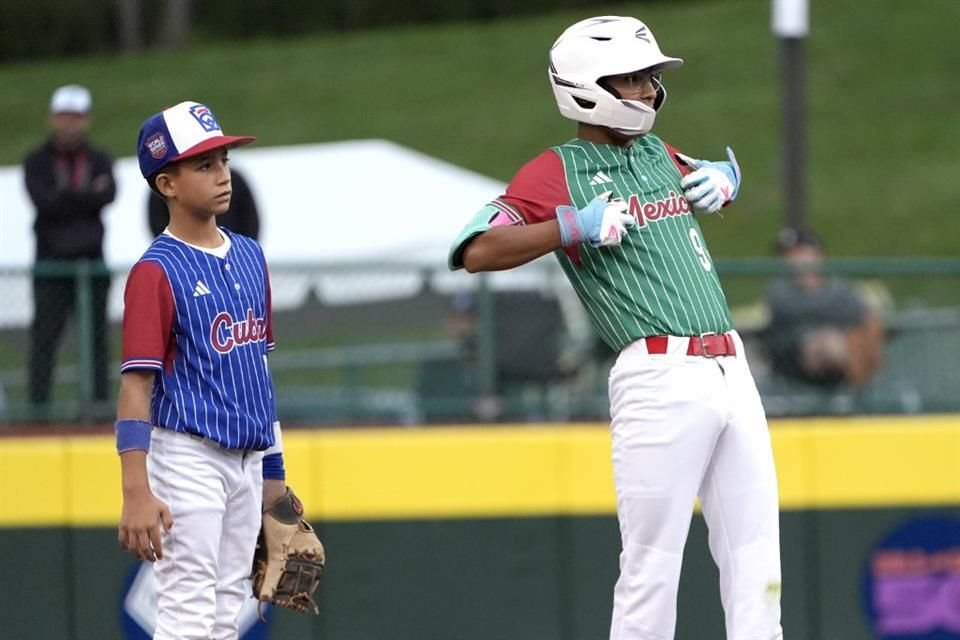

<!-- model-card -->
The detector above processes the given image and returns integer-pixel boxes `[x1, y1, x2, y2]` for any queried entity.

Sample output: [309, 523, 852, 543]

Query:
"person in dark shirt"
[23, 85, 116, 406]
[147, 167, 260, 239]
[764, 228, 885, 386]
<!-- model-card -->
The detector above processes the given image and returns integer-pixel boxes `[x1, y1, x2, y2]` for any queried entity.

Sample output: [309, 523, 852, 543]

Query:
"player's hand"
[677, 146, 742, 215]
[119, 487, 174, 562]
[556, 192, 635, 248]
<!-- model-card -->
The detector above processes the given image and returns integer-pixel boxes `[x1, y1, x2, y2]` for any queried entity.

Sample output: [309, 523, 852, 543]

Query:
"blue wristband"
[263, 453, 286, 480]
[115, 419, 152, 454]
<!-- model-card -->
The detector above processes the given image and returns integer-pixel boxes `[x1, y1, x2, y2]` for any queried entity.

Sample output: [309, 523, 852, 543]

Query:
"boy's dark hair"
[147, 162, 180, 197]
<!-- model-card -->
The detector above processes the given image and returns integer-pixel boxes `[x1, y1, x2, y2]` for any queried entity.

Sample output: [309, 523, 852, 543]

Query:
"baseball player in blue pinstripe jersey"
[115, 101, 322, 639]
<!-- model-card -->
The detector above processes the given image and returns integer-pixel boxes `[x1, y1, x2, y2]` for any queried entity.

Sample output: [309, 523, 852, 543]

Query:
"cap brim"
[171, 135, 256, 162]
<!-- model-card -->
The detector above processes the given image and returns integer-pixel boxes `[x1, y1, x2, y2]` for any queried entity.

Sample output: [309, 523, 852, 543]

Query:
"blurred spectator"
[764, 228, 885, 387]
[147, 167, 260, 238]
[23, 85, 116, 406]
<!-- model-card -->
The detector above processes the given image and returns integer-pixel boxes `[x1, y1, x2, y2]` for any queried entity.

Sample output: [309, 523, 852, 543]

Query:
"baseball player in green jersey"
[448, 16, 782, 640]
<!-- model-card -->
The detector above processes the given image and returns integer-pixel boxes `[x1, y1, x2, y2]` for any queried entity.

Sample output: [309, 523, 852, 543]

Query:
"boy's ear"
[154, 171, 176, 199]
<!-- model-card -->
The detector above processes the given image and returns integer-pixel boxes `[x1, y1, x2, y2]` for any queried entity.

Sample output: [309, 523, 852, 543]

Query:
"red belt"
[644, 333, 737, 358]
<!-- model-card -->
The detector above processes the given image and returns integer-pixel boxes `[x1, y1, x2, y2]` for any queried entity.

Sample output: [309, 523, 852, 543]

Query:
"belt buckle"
[697, 332, 719, 358]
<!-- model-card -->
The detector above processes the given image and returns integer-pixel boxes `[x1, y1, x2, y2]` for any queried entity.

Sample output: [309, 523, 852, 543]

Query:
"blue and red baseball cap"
[137, 101, 255, 179]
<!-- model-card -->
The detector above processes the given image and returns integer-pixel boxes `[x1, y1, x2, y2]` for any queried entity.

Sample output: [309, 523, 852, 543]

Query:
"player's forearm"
[116, 371, 154, 420]
[116, 371, 155, 494]
[262, 420, 287, 509]
[462, 222, 562, 272]
[120, 450, 151, 494]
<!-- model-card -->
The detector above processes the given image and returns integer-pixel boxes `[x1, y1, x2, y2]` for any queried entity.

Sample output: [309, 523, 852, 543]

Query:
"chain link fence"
[1, 258, 958, 426]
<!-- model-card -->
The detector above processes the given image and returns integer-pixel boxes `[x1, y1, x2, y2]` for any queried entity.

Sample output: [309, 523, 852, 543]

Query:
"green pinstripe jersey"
[449, 134, 733, 352]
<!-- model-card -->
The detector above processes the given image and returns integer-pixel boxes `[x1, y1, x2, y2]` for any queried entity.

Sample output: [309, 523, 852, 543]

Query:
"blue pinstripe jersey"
[121, 229, 277, 450]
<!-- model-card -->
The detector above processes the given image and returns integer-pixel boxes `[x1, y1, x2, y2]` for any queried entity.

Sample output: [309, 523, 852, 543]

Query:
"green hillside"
[2, 0, 957, 257]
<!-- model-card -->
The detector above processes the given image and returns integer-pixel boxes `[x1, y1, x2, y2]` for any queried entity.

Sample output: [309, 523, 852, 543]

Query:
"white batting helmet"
[548, 16, 683, 136]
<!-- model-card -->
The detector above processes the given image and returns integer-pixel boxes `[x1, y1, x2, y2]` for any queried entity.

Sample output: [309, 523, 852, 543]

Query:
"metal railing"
[1, 258, 958, 425]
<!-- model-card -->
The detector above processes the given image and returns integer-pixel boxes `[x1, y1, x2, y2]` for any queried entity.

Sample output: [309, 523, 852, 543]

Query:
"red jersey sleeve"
[662, 141, 694, 178]
[490, 149, 572, 225]
[120, 261, 175, 373]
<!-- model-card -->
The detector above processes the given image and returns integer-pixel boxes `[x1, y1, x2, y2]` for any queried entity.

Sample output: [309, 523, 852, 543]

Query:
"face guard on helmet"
[548, 16, 683, 136]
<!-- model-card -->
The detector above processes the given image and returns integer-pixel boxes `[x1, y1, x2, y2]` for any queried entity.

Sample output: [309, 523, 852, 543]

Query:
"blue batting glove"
[556, 192, 635, 248]
[678, 146, 742, 214]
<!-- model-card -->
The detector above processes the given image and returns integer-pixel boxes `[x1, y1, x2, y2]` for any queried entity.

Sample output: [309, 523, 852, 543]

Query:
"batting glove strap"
[557, 198, 603, 247]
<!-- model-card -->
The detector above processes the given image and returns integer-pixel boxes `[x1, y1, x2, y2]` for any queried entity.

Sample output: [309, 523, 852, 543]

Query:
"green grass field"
[2, 0, 958, 258]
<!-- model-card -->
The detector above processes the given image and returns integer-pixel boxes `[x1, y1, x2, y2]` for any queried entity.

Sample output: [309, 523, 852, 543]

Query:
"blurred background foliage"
[2, 0, 958, 258]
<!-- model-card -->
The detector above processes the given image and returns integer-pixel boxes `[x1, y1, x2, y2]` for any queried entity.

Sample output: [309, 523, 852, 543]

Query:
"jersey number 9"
[688, 228, 712, 271]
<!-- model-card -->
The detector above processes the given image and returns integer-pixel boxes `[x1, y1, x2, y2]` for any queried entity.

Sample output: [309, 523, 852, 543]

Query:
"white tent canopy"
[0, 140, 567, 327]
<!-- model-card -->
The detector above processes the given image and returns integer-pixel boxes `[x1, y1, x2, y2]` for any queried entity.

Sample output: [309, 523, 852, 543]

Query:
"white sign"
[123, 561, 264, 636]
[772, 0, 809, 37]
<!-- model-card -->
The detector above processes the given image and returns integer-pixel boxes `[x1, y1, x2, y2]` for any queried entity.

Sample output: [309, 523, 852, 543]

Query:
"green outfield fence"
[1, 257, 959, 426]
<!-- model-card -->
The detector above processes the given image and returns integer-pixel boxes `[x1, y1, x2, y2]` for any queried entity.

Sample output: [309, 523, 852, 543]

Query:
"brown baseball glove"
[250, 487, 325, 617]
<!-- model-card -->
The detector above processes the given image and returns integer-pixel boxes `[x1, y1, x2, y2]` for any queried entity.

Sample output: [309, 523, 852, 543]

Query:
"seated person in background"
[764, 228, 885, 387]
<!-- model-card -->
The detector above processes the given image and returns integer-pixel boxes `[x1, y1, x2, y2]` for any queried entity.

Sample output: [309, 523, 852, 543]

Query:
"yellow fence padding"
[1, 416, 958, 527]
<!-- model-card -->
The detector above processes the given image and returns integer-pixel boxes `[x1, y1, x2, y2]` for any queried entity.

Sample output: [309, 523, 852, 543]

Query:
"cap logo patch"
[145, 133, 168, 159]
[635, 26, 650, 43]
[188, 104, 221, 133]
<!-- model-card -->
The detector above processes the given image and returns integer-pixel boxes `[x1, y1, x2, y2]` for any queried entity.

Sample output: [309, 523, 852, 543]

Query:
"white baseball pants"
[147, 427, 263, 640]
[607, 332, 783, 640]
